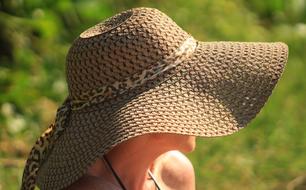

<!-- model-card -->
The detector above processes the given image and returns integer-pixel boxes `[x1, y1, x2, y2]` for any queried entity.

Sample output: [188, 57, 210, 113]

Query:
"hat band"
[21, 99, 71, 190]
[21, 37, 197, 189]
[71, 37, 197, 110]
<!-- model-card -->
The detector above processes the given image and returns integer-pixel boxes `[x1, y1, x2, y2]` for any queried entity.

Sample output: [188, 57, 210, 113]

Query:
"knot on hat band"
[21, 37, 196, 190]
[21, 100, 71, 190]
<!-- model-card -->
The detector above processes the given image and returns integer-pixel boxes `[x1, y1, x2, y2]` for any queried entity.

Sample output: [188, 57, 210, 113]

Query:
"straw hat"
[21, 7, 288, 190]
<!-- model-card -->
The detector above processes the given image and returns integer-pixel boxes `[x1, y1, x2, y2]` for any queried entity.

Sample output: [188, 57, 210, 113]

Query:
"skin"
[66, 133, 196, 190]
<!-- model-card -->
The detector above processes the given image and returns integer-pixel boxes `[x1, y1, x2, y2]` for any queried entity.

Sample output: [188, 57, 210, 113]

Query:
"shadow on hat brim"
[37, 41, 288, 189]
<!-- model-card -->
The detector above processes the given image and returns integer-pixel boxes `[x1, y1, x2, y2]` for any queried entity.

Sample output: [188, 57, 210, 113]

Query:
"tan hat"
[21, 7, 288, 190]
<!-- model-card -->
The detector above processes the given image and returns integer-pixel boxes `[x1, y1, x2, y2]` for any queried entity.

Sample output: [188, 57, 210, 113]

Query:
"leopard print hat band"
[21, 101, 71, 190]
[21, 36, 197, 190]
[71, 37, 197, 110]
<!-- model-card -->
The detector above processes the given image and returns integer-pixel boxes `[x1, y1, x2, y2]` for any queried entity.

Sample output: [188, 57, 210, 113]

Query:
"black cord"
[148, 170, 161, 190]
[103, 155, 127, 190]
[103, 155, 162, 190]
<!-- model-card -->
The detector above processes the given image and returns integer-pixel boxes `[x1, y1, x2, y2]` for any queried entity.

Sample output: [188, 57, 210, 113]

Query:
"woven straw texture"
[22, 7, 288, 190]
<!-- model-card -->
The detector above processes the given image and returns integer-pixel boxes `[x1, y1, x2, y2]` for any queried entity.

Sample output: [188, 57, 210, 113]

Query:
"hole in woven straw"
[80, 10, 133, 38]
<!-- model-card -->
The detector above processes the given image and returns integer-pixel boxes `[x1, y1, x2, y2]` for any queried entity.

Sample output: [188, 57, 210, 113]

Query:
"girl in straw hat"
[21, 7, 288, 190]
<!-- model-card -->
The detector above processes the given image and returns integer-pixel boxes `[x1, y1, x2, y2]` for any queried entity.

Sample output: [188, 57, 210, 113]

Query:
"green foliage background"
[0, 0, 305, 189]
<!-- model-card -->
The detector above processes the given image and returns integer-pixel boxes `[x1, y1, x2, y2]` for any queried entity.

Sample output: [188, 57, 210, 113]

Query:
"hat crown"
[66, 7, 190, 100]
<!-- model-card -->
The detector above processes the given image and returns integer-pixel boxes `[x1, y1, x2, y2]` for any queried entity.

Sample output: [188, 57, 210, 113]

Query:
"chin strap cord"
[103, 155, 162, 190]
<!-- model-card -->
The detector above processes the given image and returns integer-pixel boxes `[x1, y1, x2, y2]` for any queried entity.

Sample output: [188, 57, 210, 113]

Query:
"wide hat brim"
[36, 41, 288, 189]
